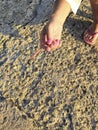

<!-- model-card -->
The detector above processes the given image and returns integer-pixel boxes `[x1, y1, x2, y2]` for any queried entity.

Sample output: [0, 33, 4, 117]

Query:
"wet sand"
[0, 0, 98, 130]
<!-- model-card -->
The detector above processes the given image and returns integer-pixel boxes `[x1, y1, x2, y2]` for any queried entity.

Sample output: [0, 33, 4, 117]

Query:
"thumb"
[46, 25, 53, 45]
[47, 39, 53, 45]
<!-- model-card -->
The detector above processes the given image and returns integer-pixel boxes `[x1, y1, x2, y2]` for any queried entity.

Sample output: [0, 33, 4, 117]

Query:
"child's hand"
[40, 20, 63, 51]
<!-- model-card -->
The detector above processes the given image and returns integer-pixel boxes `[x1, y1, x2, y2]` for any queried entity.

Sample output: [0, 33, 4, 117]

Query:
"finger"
[40, 27, 47, 48]
[54, 40, 62, 50]
[45, 40, 62, 52]
[50, 39, 61, 51]
[47, 39, 53, 45]
[53, 39, 60, 46]
[45, 46, 51, 52]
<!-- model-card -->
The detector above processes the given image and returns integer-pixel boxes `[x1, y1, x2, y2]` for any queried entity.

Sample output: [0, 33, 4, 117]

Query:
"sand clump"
[0, 0, 98, 130]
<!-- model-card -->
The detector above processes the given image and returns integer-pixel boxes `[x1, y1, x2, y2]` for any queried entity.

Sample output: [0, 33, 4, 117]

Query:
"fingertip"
[47, 39, 52, 45]
[46, 47, 51, 52]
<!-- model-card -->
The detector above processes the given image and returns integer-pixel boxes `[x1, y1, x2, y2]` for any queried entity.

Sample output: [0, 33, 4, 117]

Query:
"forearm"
[50, 0, 71, 25]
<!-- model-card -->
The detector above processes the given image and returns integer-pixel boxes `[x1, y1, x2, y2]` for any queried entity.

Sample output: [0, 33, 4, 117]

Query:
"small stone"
[74, 53, 81, 64]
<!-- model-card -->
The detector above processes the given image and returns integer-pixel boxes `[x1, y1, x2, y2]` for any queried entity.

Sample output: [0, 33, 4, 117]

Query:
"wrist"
[49, 13, 65, 26]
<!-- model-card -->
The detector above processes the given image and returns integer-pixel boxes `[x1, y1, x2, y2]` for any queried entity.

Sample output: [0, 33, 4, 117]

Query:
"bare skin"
[40, 0, 98, 51]
[40, 0, 71, 51]
[89, 0, 98, 32]
[83, 0, 98, 44]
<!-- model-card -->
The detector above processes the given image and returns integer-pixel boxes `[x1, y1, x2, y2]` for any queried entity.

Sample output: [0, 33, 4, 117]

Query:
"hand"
[40, 20, 63, 51]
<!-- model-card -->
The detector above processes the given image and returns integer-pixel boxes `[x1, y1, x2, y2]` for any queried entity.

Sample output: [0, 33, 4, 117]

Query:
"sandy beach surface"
[0, 0, 98, 130]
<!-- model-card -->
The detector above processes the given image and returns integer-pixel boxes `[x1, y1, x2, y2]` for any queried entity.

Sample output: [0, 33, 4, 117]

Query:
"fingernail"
[47, 39, 52, 45]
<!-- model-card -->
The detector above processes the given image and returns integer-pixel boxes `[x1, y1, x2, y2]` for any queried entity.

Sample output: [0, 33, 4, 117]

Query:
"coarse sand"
[0, 0, 98, 130]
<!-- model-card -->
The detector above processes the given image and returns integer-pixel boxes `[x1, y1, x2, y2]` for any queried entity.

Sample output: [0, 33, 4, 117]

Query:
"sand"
[0, 0, 98, 130]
